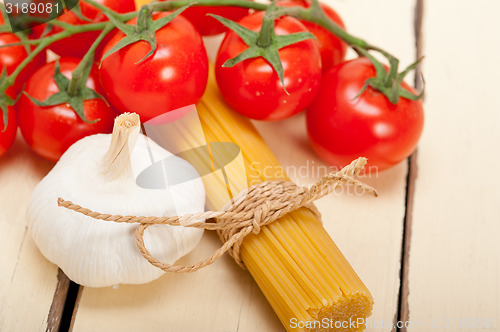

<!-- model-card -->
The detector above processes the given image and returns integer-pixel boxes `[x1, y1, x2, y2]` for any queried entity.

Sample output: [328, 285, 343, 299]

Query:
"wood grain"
[0, 135, 69, 332]
[407, 0, 500, 330]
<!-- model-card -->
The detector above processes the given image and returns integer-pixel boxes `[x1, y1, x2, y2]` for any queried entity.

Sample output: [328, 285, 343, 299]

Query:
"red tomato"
[99, 12, 208, 122]
[277, 0, 346, 73]
[0, 17, 46, 93]
[47, 0, 136, 58]
[162, 0, 252, 36]
[215, 12, 322, 121]
[0, 90, 18, 158]
[29, 23, 46, 40]
[307, 57, 424, 172]
[18, 58, 116, 161]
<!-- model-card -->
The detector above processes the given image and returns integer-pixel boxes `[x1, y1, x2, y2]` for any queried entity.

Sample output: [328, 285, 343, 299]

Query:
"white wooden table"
[1, 0, 499, 331]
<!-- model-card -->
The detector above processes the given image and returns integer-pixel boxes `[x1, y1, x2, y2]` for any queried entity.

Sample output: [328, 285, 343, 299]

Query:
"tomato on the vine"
[277, 0, 346, 73]
[0, 16, 46, 93]
[307, 57, 424, 172]
[215, 12, 322, 121]
[0, 90, 18, 158]
[18, 58, 117, 161]
[162, 0, 252, 36]
[47, 0, 136, 58]
[99, 12, 208, 122]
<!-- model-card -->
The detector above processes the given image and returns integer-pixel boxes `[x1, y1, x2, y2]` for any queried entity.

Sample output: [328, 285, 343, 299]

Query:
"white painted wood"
[0, 135, 60, 331]
[72, 1, 417, 331]
[407, 1, 500, 331]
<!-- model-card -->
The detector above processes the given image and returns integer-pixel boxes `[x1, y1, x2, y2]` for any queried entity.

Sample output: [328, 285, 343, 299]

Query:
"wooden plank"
[407, 0, 500, 330]
[0, 135, 70, 332]
[397, 0, 424, 328]
[72, 1, 416, 331]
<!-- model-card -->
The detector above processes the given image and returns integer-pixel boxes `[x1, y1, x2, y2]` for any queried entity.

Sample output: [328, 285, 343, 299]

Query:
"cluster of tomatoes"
[0, 0, 423, 172]
[214, 1, 424, 172]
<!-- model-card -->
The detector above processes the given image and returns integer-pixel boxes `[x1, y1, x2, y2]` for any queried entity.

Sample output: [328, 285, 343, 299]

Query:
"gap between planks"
[46, 270, 70, 332]
[68, 284, 83, 332]
[395, 0, 425, 331]
[46, 270, 80, 332]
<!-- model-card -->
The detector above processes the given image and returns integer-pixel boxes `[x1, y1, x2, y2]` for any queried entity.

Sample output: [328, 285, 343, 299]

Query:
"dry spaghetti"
[58, 157, 376, 273]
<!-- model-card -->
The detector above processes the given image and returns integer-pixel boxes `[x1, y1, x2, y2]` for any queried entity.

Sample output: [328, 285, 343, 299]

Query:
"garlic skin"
[27, 114, 205, 287]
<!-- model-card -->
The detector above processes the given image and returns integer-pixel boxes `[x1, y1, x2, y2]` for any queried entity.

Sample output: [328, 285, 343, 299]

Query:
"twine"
[57, 158, 377, 273]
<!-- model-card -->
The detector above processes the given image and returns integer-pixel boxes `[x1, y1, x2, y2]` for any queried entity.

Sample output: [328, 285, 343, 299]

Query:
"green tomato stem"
[0, 0, 418, 105]
[148, 0, 383, 58]
[136, 6, 153, 32]
[257, 3, 277, 47]
[67, 23, 115, 96]
[4, 38, 51, 88]
[1, 10, 132, 92]
[279, 6, 371, 51]
[150, 0, 268, 12]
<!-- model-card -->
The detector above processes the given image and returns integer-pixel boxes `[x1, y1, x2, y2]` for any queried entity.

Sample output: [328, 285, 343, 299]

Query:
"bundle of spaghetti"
[146, 67, 374, 332]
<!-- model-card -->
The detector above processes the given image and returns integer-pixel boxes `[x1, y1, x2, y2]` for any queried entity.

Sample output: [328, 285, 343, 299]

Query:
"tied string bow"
[57, 158, 377, 272]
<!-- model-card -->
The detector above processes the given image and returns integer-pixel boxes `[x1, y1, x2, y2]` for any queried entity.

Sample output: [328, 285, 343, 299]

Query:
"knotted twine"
[57, 157, 377, 273]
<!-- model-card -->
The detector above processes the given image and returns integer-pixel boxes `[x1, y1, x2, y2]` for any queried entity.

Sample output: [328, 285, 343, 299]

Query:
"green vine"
[0, 0, 423, 128]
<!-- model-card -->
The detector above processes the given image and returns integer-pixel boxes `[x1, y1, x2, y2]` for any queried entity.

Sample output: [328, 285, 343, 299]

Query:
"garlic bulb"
[27, 113, 205, 287]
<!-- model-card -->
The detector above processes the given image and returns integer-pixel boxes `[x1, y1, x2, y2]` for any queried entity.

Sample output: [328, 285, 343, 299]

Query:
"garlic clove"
[28, 113, 206, 287]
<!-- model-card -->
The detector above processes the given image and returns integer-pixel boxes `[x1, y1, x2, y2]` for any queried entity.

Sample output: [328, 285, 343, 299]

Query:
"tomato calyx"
[25, 60, 105, 124]
[210, 1, 315, 92]
[354, 47, 424, 104]
[100, 4, 191, 63]
[26, 19, 114, 124]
